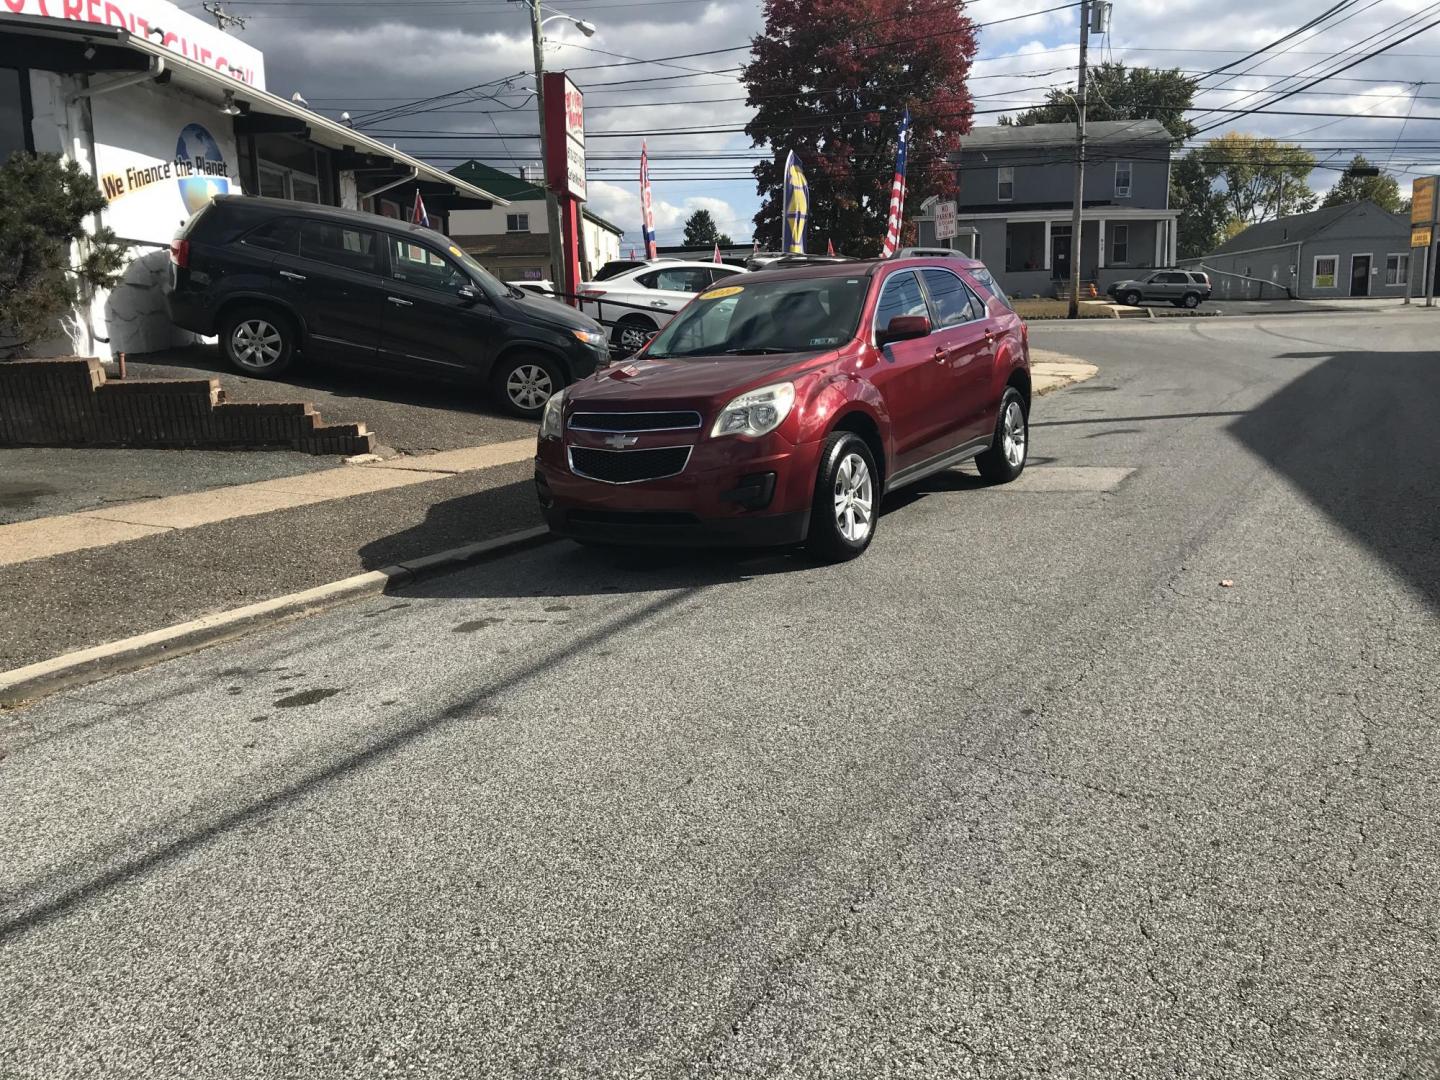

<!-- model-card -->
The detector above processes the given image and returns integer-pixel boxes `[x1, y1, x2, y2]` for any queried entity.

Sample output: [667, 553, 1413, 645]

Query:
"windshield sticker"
[448, 245, 464, 258]
[701, 285, 745, 300]
[809, 336, 842, 346]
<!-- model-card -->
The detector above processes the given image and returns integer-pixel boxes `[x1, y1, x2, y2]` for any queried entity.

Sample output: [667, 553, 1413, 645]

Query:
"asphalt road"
[3, 309, 1438, 1078]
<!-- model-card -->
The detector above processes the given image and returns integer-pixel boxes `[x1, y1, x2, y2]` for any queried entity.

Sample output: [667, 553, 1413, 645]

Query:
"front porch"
[992, 210, 1180, 298]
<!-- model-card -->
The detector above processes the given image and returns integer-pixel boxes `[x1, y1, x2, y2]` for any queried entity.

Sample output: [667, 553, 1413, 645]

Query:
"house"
[914, 119, 1180, 298]
[1180, 200, 1413, 300]
[1, 2, 505, 360]
[446, 160, 623, 283]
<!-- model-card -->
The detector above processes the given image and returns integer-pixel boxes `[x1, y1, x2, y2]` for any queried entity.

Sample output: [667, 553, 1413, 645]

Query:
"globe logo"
[176, 123, 231, 215]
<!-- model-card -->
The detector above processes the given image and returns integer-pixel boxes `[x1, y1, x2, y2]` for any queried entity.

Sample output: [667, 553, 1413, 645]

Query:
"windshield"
[646, 275, 868, 358]
[439, 240, 507, 295]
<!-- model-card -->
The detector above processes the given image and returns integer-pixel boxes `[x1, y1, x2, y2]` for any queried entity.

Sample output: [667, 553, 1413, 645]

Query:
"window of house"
[997, 166, 1014, 202]
[1110, 224, 1129, 264]
[1313, 256, 1338, 289]
[1386, 253, 1409, 286]
[506, 213, 530, 233]
[1115, 161, 1132, 198]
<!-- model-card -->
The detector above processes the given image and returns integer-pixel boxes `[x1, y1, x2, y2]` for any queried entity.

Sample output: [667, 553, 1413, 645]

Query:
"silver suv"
[1107, 270, 1211, 309]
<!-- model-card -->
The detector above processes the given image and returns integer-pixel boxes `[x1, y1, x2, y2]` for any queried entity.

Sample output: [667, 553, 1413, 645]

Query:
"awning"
[0, 13, 507, 208]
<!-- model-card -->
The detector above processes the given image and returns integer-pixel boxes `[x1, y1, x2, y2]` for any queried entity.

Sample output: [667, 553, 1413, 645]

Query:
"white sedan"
[578, 261, 746, 354]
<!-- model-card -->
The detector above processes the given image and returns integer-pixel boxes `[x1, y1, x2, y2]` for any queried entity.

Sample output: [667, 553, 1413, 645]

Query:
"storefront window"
[0, 68, 34, 165]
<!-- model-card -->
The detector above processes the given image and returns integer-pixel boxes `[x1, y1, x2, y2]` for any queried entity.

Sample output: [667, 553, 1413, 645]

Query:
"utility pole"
[201, 2, 246, 31]
[526, 0, 567, 292]
[1067, 0, 1090, 319]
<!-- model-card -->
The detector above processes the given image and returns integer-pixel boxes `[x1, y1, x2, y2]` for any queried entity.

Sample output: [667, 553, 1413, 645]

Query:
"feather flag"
[713, 241, 722, 263]
[782, 151, 809, 254]
[411, 189, 430, 228]
[640, 142, 657, 259]
[880, 109, 912, 258]
[826, 238, 835, 256]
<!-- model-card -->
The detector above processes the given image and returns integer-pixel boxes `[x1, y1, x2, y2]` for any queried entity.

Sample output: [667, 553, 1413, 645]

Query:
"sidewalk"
[0, 353, 1097, 674]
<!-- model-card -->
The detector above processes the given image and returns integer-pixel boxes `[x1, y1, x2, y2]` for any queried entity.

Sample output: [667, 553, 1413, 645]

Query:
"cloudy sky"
[209, 0, 1440, 246]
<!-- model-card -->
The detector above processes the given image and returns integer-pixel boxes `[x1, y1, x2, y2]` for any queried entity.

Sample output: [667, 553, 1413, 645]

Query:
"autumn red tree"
[742, 0, 977, 255]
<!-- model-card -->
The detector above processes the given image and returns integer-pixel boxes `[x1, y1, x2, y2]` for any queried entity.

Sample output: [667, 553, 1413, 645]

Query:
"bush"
[0, 152, 126, 357]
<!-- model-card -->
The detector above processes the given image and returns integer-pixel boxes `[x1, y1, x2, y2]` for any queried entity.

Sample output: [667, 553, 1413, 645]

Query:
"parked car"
[164, 196, 608, 418]
[591, 257, 678, 281]
[1107, 270, 1212, 308]
[535, 255, 1031, 561]
[579, 261, 746, 354]
[511, 280, 558, 299]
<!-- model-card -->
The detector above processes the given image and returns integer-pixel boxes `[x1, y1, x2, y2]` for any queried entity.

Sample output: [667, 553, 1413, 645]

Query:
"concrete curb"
[0, 526, 554, 709]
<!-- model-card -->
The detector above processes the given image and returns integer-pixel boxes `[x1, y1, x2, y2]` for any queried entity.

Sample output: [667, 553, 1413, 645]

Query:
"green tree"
[1171, 150, 1229, 259]
[0, 153, 125, 356]
[742, 0, 978, 256]
[682, 208, 732, 248]
[1004, 64, 1198, 142]
[1200, 132, 1316, 226]
[1321, 155, 1408, 213]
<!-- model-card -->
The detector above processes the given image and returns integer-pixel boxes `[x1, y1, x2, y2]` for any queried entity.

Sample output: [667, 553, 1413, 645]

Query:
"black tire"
[612, 314, 657, 355]
[491, 353, 564, 419]
[220, 305, 295, 377]
[1123, 290, 1142, 307]
[974, 387, 1029, 485]
[804, 431, 880, 563]
[1181, 292, 1201, 309]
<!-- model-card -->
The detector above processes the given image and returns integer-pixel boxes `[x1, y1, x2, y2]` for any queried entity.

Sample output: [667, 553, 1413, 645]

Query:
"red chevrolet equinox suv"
[534, 256, 1031, 560]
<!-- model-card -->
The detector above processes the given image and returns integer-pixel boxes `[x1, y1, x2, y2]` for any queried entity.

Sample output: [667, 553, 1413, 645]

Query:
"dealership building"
[0, 0, 506, 359]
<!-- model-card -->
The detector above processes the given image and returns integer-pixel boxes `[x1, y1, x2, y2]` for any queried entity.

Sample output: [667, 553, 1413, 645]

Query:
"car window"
[241, 218, 299, 255]
[920, 268, 977, 328]
[386, 237, 469, 292]
[966, 265, 1013, 310]
[874, 271, 928, 332]
[640, 267, 712, 293]
[1157, 272, 1185, 284]
[298, 220, 379, 274]
[708, 267, 742, 284]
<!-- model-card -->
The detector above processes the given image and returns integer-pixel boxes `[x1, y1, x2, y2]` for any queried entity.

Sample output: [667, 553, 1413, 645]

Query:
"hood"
[566, 352, 820, 409]
[506, 292, 603, 334]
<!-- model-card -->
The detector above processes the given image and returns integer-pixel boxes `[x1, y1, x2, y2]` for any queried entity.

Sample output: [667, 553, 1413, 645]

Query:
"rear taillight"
[170, 239, 190, 269]
[578, 288, 606, 298]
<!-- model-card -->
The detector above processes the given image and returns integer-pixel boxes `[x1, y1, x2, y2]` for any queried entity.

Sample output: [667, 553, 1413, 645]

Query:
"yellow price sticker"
[700, 285, 745, 300]
[448, 245, 464, 258]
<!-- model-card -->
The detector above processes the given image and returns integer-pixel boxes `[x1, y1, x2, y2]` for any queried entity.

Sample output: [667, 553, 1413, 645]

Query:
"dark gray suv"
[1107, 271, 1212, 309]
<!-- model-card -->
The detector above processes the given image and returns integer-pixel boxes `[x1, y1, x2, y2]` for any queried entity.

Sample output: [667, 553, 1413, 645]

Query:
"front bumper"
[535, 429, 821, 548]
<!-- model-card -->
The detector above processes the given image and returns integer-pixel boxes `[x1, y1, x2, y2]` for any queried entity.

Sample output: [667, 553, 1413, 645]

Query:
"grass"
[1012, 299, 1115, 320]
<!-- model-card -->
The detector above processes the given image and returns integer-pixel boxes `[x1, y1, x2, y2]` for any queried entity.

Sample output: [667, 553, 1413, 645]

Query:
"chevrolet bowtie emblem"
[604, 434, 640, 449]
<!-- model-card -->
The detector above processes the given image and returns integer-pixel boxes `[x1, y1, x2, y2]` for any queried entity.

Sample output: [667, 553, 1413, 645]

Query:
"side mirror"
[458, 285, 478, 303]
[877, 314, 931, 347]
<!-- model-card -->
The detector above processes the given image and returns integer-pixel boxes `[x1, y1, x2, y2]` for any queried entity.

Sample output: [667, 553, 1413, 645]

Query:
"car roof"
[210, 194, 453, 244]
[741, 255, 986, 284]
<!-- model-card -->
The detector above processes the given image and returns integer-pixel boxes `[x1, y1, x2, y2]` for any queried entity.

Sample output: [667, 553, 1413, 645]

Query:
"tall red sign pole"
[543, 72, 586, 304]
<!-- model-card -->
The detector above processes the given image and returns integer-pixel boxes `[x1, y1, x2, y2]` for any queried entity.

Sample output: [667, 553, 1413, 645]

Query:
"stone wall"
[0, 357, 374, 456]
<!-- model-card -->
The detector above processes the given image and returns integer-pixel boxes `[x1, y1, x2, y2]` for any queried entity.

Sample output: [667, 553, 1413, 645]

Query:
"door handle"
[387, 296, 414, 307]
[934, 347, 948, 362]
[279, 270, 306, 281]
[649, 300, 669, 308]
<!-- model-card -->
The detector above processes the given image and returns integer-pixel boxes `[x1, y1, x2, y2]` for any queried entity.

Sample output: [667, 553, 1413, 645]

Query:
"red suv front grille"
[568, 446, 691, 484]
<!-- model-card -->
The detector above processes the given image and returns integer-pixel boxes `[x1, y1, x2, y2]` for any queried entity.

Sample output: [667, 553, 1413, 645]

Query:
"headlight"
[539, 386, 567, 440]
[571, 328, 606, 348]
[711, 381, 795, 438]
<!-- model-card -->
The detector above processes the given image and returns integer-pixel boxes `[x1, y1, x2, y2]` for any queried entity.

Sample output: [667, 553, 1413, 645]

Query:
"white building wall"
[582, 218, 621, 278]
[449, 195, 548, 236]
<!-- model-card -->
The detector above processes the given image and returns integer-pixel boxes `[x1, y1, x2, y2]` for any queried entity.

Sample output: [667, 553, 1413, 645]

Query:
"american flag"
[880, 109, 911, 258]
[411, 189, 430, 228]
[640, 142, 657, 259]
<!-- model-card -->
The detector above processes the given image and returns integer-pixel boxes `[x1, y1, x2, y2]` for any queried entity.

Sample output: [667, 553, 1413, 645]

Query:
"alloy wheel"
[619, 324, 651, 352]
[231, 319, 282, 370]
[506, 363, 554, 411]
[1002, 400, 1027, 468]
[833, 451, 874, 543]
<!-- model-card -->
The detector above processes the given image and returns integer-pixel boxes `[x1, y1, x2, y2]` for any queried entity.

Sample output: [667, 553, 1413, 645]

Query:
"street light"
[521, 2, 595, 293]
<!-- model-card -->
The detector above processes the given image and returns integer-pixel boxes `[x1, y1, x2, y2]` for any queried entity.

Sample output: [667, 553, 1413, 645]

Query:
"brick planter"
[0, 357, 374, 456]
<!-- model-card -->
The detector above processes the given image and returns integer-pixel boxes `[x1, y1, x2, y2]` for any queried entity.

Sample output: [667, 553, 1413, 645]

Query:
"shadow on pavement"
[1229, 349, 1439, 611]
